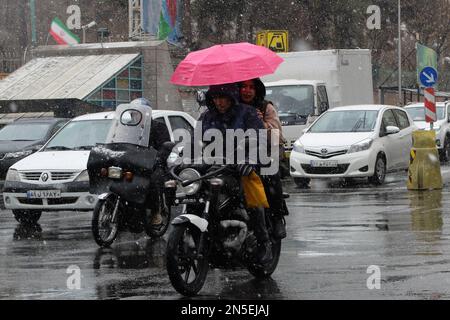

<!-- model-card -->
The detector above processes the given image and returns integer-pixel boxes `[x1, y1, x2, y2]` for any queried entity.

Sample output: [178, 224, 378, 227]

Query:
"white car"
[404, 102, 450, 162]
[290, 105, 416, 187]
[3, 110, 196, 224]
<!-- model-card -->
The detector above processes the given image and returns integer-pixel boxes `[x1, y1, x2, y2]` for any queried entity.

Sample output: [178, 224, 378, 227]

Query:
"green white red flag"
[49, 17, 80, 45]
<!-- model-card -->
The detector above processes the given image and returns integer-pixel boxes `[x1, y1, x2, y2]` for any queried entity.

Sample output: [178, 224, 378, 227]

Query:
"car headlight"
[179, 168, 202, 195]
[434, 126, 441, 133]
[6, 169, 20, 182]
[74, 170, 89, 182]
[348, 138, 373, 154]
[293, 141, 305, 154]
[4, 149, 34, 159]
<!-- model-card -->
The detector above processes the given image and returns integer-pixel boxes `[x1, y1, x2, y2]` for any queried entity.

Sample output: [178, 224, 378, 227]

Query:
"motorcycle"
[164, 161, 287, 296]
[87, 103, 173, 247]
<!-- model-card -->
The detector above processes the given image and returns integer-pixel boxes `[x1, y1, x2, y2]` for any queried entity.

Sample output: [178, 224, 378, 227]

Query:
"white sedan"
[290, 105, 416, 187]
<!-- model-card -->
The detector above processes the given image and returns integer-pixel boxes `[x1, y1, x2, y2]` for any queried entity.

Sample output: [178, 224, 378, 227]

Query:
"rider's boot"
[272, 215, 286, 239]
[151, 212, 163, 225]
[251, 207, 273, 264]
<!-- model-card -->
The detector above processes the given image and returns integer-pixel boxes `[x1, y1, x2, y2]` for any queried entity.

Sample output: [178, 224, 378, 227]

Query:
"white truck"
[262, 49, 374, 152]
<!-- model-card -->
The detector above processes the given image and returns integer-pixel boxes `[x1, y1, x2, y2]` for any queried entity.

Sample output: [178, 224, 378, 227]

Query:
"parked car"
[404, 102, 450, 162]
[0, 118, 69, 189]
[3, 110, 196, 224]
[290, 105, 416, 187]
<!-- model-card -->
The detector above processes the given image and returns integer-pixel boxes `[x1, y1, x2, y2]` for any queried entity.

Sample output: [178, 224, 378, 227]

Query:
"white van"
[3, 110, 196, 224]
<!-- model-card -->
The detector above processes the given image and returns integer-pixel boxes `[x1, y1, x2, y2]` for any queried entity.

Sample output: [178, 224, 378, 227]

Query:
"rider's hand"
[256, 110, 264, 120]
[236, 164, 254, 176]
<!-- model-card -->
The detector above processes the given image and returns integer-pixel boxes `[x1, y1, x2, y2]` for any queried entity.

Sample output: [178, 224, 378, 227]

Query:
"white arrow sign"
[423, 72, 435, 84]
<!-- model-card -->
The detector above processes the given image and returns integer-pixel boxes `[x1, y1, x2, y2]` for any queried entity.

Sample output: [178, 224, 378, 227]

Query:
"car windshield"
[406, 106, 445, 121]
[309, 110, 379, 133]
[0, 123, 52, 141]
[44, 119, 113, 151]
[265, 85, 314, 117]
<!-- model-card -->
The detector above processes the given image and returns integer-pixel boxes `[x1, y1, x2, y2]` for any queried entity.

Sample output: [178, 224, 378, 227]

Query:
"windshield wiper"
[351, 118, 365, 132]
[45, 146, 74, 151]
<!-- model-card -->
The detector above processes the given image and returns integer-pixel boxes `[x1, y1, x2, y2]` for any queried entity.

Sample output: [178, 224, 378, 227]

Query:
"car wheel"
[439, 137, 450, 162]
[368, 155, 386, 185]
[12, 210, 42, 225]
[294, 178, 310, 188]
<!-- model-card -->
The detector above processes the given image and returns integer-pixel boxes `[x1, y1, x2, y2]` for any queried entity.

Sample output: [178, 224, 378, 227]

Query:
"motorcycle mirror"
[162, 141, 176, 152]
[120, 109, 142, 126]
[196, 90, 207, 106]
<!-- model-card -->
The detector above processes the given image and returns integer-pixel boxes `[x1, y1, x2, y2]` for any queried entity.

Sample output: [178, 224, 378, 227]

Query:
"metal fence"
[0, 51, 22, 74]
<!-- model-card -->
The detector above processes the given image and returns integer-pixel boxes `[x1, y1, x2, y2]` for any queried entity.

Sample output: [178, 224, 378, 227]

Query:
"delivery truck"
[262, 49, 374, 152]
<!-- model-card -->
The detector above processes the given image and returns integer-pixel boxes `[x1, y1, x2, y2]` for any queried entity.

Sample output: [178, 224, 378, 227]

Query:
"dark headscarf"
[238, 78, 267, 111]
[205, 83, 240, 111]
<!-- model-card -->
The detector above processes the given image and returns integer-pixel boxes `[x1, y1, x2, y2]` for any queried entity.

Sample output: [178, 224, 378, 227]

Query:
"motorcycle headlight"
[348, 138, 373, 154]
[293, 141, 305, 153]
[74, 170, 89, 182]
[4, 149, 34, 159]
[108, 167, 123, 180]
[6, 169, 20, 182]
[179, 168, 202, 196]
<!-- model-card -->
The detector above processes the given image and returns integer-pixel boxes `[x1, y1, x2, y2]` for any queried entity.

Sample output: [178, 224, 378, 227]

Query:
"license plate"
[26, 190, 61, 199]
[310, 160, 338, 168]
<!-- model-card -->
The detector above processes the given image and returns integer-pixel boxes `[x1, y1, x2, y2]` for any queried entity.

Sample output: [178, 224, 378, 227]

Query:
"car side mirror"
[386, 126, 400, 135]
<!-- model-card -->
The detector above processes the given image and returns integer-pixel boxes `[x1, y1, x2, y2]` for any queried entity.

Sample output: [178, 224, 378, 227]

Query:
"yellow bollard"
[407, 130, 443, 190]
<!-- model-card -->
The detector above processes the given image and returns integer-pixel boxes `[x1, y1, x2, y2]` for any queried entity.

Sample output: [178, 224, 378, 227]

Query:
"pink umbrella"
[170, 42, 284, 86]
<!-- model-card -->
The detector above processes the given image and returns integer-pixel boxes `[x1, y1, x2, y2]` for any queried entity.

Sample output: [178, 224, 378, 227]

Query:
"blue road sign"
[420, 67, 438, 87]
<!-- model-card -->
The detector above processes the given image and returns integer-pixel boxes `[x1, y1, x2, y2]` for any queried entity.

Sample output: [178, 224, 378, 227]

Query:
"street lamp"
[81, 21, 97, 43]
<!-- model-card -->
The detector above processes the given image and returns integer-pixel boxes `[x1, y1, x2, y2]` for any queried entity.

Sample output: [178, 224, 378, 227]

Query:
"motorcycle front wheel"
[91, 194, 121, 248]
[166, 224, 209, 296]
[247, 239, 282, 279]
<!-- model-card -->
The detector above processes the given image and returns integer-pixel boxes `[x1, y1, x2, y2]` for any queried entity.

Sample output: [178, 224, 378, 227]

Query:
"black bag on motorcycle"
[87, 143, 158, 204]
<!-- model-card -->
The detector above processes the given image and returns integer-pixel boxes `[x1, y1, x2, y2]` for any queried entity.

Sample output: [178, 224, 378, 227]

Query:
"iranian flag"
[49, 17, 80, 45]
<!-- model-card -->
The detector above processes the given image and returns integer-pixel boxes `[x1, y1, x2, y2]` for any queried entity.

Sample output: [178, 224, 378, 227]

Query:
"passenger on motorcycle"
[238, 79, 288, 239]
[196, 83, 273, 263]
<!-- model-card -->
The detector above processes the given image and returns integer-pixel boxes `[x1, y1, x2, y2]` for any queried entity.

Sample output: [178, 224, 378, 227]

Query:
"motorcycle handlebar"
[169, 163, 230, 187]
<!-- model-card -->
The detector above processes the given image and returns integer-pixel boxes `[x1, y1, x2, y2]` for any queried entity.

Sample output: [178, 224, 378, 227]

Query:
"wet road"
[2, 167, 450, 300]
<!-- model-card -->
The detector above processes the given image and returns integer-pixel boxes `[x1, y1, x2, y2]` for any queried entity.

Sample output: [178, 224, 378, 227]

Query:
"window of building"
[86, 56, 143, 109]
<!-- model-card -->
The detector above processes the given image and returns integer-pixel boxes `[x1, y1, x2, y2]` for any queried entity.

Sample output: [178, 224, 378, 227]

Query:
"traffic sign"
[256, 32, 266, 47]
[256, 30, 289, 53]
[424, 87, 437, 123]
[419, 67, 438, 88]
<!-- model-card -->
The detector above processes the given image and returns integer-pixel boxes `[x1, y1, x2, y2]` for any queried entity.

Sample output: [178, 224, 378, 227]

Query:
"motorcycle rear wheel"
[247, 238, 281, 279]
[166, 224, 209, 296]
[92, 194, 120, 248]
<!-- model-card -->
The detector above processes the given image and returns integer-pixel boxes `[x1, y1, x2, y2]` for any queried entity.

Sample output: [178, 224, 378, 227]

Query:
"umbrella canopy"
[170, 42, 284, 86]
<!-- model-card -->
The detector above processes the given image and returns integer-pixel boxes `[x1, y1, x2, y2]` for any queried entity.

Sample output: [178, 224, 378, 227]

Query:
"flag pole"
[30, 0, 37, 47]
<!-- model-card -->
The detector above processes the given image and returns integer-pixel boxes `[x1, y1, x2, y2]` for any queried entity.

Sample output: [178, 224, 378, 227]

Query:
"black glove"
[236, 164, 254, 176]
